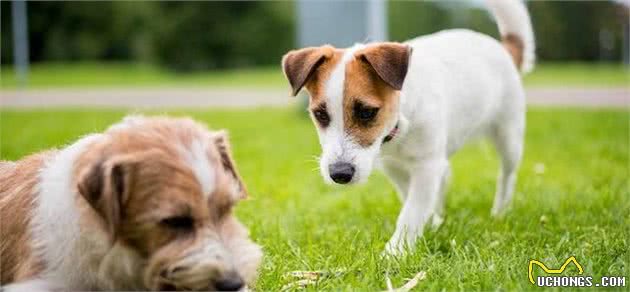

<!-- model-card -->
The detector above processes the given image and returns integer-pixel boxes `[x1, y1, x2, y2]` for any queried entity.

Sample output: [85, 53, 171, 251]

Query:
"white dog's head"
[282, 43, 412, 184]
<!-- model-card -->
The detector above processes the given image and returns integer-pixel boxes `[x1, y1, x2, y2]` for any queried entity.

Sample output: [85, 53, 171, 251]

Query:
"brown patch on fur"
[342, 50, 401, 147]
[284, 46, 350, 131]
[212, 131, 248, 199]
[0, 116, 260, 290]
[502, 33, 524, 69]
[71, 116, 260, 289]
[285, 43, 409, 147]
[282, 45, 344, 100]
[0, 152, 53, 283]
[303, 49, 343, 103]
[354, 43, 412, 90]
[73, 118, 240, 252]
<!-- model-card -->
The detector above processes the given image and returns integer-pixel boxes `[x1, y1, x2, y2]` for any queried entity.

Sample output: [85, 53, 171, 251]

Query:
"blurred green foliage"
[151, 2, 294, 71]
[1, 1, 627, 72]
[389, 1, 627, 62]
[529, 1, 625, 61]
[1, 1, 295, 71]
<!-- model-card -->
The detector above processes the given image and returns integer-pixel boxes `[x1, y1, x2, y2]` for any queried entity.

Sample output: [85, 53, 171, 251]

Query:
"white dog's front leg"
[385, 158, 448, 256]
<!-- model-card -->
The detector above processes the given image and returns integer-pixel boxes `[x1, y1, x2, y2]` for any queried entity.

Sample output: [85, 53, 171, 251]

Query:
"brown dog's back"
[0, 152, 54, 283]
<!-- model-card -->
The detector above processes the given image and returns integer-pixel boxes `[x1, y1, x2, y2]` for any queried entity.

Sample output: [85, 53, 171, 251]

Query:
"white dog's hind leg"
[385, 158, 448, 256]
[490, 116, 524, 217]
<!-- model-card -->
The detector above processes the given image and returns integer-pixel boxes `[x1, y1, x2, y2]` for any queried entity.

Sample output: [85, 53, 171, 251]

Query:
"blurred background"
[0, 0, 628, 107]
[1, 3, 628, 290]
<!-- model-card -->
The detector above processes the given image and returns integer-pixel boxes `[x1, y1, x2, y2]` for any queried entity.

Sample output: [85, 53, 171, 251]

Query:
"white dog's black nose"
[329, 162, 355, 184]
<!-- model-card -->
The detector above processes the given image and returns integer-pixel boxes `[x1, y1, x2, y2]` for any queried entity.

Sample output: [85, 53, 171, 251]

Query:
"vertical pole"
[367, 0, 387, 42]
[11, 0, 29, 88]
[295, 0, 308, 110]
[623, 17, 629, 66]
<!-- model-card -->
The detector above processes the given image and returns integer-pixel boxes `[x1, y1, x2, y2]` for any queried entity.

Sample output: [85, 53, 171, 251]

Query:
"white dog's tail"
[486, 0, 536, 74]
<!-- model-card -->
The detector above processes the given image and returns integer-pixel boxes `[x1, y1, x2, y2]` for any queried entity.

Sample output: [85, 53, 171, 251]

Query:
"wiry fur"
[0, 116, 262, 290]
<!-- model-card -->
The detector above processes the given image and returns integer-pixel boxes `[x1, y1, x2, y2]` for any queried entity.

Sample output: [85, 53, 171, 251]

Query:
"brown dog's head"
[282, 43, 412, 185]
[74, 116, 261, 291]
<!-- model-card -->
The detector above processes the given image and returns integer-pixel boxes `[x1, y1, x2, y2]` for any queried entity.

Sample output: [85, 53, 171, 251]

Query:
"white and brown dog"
[0, 116, 262, 290]
[282, 0, 535, 255]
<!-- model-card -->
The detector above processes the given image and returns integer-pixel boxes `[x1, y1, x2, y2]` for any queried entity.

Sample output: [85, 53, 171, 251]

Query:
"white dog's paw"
[383, 237, 407, 257]
[383, 230, 418, 257]
[491, 204, 508, 218]
[384, 227, 407, 257]
[430, 214, 444, 230]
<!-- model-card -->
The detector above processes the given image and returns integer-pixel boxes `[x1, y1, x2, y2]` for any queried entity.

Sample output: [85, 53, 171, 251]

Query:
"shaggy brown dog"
[0, 116, 262, 291]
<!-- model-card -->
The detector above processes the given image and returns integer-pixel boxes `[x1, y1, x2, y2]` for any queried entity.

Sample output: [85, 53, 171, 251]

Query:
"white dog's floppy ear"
[356, 43, 412, 90]
[77, 154, 140, 239]
[212, 131, 248, 200]
[282, 45, 334, 96]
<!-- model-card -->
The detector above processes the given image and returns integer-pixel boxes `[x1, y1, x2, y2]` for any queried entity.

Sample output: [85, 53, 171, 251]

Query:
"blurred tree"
[1, 0, 625, 67]
[389, 1, 499, 43]
[1, 1, 13, 64]
[465, 7, 499, 39]
[1, 1, 294, 70]
[388, 1, 450, 42]
[528, 0, 624, 61]
[151, 1, 294, 71]
[388, 0, 625, 62]
[1, 1, 155, 63]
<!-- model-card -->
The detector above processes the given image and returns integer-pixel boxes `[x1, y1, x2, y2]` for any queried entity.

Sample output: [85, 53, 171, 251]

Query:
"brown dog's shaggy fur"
[0, 116, 261, 291]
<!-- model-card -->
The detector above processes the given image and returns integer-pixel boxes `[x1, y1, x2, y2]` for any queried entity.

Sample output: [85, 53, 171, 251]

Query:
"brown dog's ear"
[77, 155, 138, 239]
[213, 131, 248, 200]
[282, 46, 334, 96]
[356, 43, 412, 90]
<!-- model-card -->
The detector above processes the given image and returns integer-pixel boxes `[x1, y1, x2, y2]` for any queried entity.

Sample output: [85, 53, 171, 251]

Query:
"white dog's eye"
[353, 102, 379, 125]
[312, 104, 330, 127]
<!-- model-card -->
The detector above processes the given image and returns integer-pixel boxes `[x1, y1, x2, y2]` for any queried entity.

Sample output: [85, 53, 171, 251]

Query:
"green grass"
[0, 63, 285, 89]
[1, 108, 628, 291]
[1, 62, 628, 89]
[524, 63, 629, 87]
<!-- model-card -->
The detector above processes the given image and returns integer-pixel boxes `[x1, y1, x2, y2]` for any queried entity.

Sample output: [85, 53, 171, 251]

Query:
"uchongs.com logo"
[528, 256, 626, 288]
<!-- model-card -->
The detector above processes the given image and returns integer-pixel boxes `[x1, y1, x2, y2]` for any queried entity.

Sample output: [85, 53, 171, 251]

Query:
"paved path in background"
[1, 87, 628, 109]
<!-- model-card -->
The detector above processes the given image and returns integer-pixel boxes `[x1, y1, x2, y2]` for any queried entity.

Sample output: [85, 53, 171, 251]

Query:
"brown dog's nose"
[329, 162, 355, 184]
[214, 273, 244, 291]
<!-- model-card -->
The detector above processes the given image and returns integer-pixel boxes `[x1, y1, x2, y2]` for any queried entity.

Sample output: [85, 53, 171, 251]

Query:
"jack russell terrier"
[282, 0, 535, 255]
[0, 116, 262, 290]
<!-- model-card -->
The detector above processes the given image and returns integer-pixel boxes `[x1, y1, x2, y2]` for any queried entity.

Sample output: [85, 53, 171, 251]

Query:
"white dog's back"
[401, 0, 535, 155]
[402, 29, 526, 155]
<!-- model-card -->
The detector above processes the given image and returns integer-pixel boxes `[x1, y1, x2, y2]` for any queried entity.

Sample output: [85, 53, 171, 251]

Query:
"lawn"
[0, 63, 283, 89]
[1, 62, 628, 89]
[1, 107, 628, 291]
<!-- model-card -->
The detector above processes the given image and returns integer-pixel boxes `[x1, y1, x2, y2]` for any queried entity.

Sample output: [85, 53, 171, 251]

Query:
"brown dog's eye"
[160, 215, 194, 231]
[354, 103, 379, 125]
[312, 104, 330, 127]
